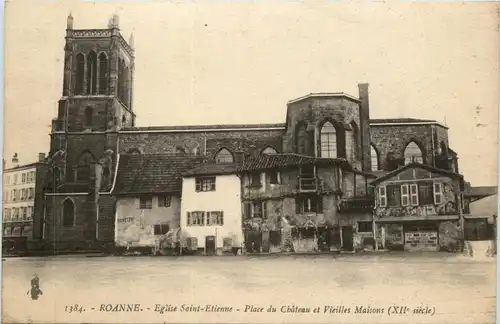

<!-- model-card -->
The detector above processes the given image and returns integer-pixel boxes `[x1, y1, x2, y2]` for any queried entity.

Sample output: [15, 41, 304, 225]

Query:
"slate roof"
[112, 154, 206, 195]
[121, 123, 286, 132]
[370, 162, 463, 186]
[238, 153, 348, 172]
[183, 163, 241, 177]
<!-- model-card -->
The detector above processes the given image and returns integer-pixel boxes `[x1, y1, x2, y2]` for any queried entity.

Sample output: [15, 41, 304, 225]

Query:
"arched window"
[75, 53, 85, 94]
[215, 148, 234, 163]
[84, 107, 93, 126]
[98, 53, 108, 95]
[296, 123, 311, 155]
[262, 147, 277, 155]
[122, 115, 127, 126]
[123, 66, 130, 107]
[350, 121, 360, 161]
[320, 122, 337, 158]
[76, 151, 95, 182]
[62, 198, 75, 227]
[86, 51, 98, 95]
[371, 145, 380, 171]
[404, 141, 423, 164]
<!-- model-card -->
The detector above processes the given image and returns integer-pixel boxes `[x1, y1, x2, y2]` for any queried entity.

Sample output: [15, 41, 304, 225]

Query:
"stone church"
[42, 14, 460, 252]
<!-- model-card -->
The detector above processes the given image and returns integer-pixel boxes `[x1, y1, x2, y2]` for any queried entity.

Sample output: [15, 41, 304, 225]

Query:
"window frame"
[187, 211, 205, 226]
[433, 182, 443, 205]
[195, 177, 216, 192]
[207, 211, 224, 226]
[158, 195, 172, 207]
[378, 186, 387, 207]
[139, 196, 153, 210]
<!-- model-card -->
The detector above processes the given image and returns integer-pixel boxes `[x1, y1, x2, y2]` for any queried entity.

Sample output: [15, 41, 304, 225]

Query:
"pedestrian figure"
[27, 273, 43, 300]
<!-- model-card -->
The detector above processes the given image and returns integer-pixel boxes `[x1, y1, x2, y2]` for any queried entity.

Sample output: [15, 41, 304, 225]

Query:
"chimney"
[12, 153, 19, 168]
[358, 83, 372, 172]
[38, 153, 46, 163]
[234, 151, 246, 164]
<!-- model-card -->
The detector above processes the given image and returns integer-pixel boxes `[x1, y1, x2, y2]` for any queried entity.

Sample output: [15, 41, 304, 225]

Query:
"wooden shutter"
[433, 182, 443, 204]
[262, 201, 267, 218]
[401, 184, 409, 206]
[243, 202, 252, 219]
[187, 212, 191, 226]
[410, 184, 419, 206]
[378, 186, 387, 207]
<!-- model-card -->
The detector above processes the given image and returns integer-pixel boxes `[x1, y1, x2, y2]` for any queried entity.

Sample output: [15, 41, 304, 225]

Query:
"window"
[269, 171, 280, 185]
[75, 53, 85, 94]
[122, 115, 127, 126]
[13, 174, 18, 184]
[153, 224, 170, 235]
[296, 195, 323, 214]
[4, 191, 8, 202]
[27, 207, 33, 220]
[404, 142, 423, 164]
[187, 211, 205, 226]
[12, 208, 19, 220]
[320, 122, 337, 158]
[195, 177, 216, 192]
[419, 182, 434, 205]
[215, 148, 234, 164]
[22, 173, 26, 184]
[22, 207, 27, 220]
[252, 201, 267, 218]
[5, 175, 10, 185]
[86, 51, 98, 95]
[378, 186, 387, 207]
[4, 208, 11, 221]
[139, 196, 153, 209]
[387, 185, 401, 207]
[249, 173, 262, 187]
[12, 189, 17, 201]
[358, 221, 373, 233]
[98, 53, 108, 95]
[62, 199, 75, 227]
[262, 147, 277, 155]
[158, 195, 172, 207]
[207, 211, 224, 226]
[20, 189, 26, 201]
[401, 184, 409, 206]
[371, 145, 380, 171]
[84, 107, 93, 126]
[434, 183, 443, 204]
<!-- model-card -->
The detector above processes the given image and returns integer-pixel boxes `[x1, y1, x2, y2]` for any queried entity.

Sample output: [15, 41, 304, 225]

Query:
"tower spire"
[129, 32, 134, 49]
[67, 12, 74, 30]
[108, 13, 120, 29]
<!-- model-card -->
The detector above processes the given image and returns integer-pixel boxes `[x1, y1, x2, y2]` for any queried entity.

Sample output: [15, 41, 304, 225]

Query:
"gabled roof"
[183, 162, 241, 177]
[238, 153, 348, 172]
[112, 154, 206, 195]
[370, 162, 463, 186]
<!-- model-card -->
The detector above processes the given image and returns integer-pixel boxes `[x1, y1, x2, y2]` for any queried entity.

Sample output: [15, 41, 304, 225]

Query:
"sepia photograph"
[1, 1, 498, 323]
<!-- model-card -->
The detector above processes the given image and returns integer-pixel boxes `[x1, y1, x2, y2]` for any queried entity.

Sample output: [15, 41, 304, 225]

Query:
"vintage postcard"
[1, 1, 498, 324]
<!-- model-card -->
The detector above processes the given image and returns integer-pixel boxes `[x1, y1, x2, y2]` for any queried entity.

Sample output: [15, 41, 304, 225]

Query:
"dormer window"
[249, 173, 262, 188]
[215, 148, 234, 164]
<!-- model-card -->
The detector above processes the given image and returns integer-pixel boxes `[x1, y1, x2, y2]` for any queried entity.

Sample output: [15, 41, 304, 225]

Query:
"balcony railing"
[338, 197, 374, 213]
[299, 177, 317, 192]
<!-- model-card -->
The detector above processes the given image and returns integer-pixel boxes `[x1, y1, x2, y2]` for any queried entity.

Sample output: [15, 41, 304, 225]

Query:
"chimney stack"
[38, 153, 46, 163]
[12, 153, 19, 168]
[358, 83, 372, 172]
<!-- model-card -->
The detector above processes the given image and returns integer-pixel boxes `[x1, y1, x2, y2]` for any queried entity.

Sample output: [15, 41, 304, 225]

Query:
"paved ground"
[2, 253, 496, 324]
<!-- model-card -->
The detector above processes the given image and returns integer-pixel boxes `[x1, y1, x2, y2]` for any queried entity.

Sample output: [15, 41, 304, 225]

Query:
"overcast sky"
[4, 1, 498, 186]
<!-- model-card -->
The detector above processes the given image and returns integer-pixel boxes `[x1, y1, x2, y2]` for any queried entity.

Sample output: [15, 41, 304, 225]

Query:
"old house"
[239, 153, 374, 253]
[180, 161, 243, 255]
[371, 162, 465, 252]
[111, 154, 205, 254]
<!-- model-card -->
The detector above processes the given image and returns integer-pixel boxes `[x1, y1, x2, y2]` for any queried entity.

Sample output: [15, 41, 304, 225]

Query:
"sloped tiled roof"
[183, 163, 241, 177]
[239, 153, 347, 172]
[112, 154, 206, 195]
[370, 162, 463, 186]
